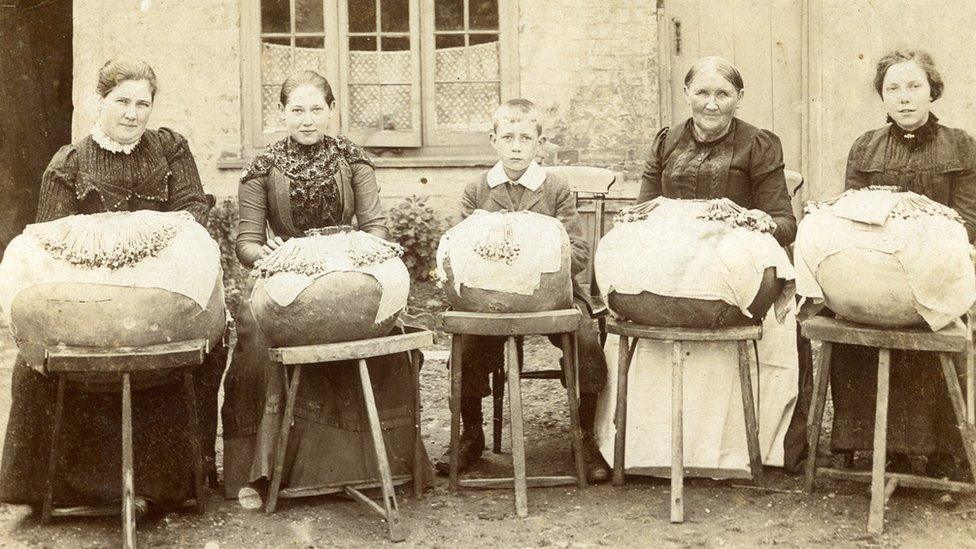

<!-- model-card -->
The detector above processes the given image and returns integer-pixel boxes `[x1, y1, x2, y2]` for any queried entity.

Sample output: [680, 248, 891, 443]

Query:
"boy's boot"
[435, 397, 486, 475]
[578, 393, 610, 483]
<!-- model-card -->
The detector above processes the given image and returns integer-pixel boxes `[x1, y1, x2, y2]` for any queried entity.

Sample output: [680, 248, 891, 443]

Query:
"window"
[242, 0, 519, 161]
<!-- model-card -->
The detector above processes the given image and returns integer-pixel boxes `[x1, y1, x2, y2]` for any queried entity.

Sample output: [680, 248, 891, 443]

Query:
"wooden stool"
[441, 310, 587, 518]
[803, 316, 976, 534]
[607, 318, 764, 523]
[264, 330, 433, 542]
[42, 339, 210, 549]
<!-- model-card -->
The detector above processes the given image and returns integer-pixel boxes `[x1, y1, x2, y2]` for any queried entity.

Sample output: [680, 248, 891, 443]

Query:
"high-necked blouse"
[637, 117, 797, 246]
[236, 135, 388, 268]
[844, 114, 976, 242]
[34, 127, 210, 224]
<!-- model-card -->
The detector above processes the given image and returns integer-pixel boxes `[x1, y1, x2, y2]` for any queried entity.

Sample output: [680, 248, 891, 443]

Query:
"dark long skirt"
[829, 343, 964, 456]
[220, 287, 429, 497]
[0, 345, 227, 507]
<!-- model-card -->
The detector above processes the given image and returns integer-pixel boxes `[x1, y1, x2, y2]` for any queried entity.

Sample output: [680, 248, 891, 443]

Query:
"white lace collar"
[91, 123, 141, 154]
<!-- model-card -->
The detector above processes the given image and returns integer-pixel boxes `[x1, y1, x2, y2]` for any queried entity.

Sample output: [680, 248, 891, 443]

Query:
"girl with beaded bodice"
[220, 71, 426, 505]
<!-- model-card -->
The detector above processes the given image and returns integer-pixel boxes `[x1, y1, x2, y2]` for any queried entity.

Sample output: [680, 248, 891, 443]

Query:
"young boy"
[435, 99, 609, 482]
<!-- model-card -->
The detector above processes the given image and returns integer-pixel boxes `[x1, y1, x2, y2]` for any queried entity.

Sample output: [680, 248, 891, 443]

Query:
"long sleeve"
[949, 133, 976, 243]
[636, 127, 669, 204]
[159, 128, 210, 225]
[843, 132, 873, 191]
[460, 179, 480, 219]
[350, 162, 389, 239]
[553, 181, 589, 278]
[35, 145, 79, 223]
[236, 177, 269, 269]
[750, 131, 796, 246]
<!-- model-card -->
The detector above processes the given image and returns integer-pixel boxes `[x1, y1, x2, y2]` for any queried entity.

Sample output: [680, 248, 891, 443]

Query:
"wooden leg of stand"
[561, 333, 586, 489]
[940, 353, 976, 485]
[266, 364, 301, 514]
[492, 367, 504, 454]
[449, 335, 463, 491]
[737, 341, 764, 485]
[42, 375, 65, 524]
[868, 348, 891, 535]
[613, 336, 632, 486]
[182, 372, 206, 514]
[671, 340, 684, 524]
[122, 373, 136, 549]
[506, 337, 529, 518]
[805, 341, 833, 493]
[411, 350, 425, 498]
[358, 358, 406, 542]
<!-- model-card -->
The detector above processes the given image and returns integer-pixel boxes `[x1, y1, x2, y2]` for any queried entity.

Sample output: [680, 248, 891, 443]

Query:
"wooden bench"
[42, 338, 211, 549]
[803, 316, 976, 534]
[265, 330, 433, 542]
[607, 319, 764, 523]
[441, 310, 587, 518]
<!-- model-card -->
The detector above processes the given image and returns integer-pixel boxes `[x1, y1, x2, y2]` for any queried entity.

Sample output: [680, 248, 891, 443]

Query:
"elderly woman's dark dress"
[221, 134, 427, 497]
[829, 115, 976, 466]
[0, 128, 226, 507]
[637, 117, 797, 246]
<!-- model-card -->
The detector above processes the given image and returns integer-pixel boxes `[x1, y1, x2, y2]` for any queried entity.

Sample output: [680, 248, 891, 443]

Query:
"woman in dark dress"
[0, 59, 226, 509]
[597, 57, 799, 475]
[221, 70, 427, 506]
[828, 49, 976, 478]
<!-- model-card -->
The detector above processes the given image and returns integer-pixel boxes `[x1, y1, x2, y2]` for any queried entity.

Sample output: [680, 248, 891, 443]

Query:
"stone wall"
[71, 1, 660, 216]
[71, 0, 242, 198]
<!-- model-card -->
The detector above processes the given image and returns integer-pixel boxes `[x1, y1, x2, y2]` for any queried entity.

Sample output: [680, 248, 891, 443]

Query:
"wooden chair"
[607, 318, 764, 523]
[42, 338, 211, 549]
[441, 310, 587, 518]
[264, 330, 433, 542]
[803, 316, 976, 534]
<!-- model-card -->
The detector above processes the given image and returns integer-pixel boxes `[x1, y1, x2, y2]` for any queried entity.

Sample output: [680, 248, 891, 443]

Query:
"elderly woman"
[827, 49, 976, 479]
[0, 58, 225, 510]
[221, 70, 426, 507]
[595, 56, 799, 477]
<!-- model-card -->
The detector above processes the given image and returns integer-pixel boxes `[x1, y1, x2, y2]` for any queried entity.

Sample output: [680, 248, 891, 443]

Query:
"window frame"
[240, 0, 520, 161]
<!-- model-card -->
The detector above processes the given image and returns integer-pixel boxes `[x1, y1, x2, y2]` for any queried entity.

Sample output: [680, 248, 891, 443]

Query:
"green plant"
[205, 198, 248, 315]
[388, 195, 446, 281]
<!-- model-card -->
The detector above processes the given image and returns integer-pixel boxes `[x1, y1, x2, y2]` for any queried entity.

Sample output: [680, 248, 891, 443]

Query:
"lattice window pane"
[261, 0, 290, 32]
[262, 85, 285, 131]
[435, 81, 498, 132]
[349, 84, 413, 132]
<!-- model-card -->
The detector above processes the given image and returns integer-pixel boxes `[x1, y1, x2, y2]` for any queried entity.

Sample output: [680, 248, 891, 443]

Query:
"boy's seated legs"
[435, 301, 610, 482]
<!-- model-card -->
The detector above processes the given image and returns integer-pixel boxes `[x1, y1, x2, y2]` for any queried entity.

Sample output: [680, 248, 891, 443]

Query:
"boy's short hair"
[491, 99, 543, 135]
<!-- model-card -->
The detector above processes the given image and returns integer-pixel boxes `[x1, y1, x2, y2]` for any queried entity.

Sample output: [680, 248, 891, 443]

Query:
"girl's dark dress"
[0, 128, 227, 507]
[829, 115, 976, 460]
[221, 135, 428, 496]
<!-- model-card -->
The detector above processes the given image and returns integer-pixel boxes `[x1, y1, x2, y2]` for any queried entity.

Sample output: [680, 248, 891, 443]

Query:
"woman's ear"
[683, 85, 691, 105]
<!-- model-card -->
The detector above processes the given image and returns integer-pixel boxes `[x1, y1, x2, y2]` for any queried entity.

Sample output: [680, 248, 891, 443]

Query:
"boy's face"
[490, 118, 542, 178]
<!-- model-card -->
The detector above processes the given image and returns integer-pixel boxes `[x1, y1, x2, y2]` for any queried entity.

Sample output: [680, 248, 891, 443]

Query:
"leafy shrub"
[205, 198, 248, 315]
[388, 195, 447, 281]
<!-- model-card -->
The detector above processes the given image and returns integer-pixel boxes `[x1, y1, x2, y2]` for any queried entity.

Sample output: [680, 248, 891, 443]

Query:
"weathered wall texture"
[811, 0, 976, 201]
[71, 0, 242, 197]
[71, 1, 660, 214]
[377, 0, 659, 214]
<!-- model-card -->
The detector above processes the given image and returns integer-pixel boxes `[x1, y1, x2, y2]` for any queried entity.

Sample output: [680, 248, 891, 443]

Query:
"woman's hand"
[260, 236, 285, 258]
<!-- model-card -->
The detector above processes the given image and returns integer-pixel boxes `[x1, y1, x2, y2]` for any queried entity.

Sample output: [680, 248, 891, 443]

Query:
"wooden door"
[659, 0, 804, 173]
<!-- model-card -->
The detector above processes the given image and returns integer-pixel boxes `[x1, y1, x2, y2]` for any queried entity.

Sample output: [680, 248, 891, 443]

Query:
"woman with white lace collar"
[0, 58, 224, 513]
[33, 58, 210, 224]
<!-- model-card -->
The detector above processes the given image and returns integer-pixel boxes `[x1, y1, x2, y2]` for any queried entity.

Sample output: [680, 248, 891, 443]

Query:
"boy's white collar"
[487, 160, 546, 191]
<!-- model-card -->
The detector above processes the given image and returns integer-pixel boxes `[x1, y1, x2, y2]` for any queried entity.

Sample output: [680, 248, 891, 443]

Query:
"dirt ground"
[1, 283, 976, 547]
